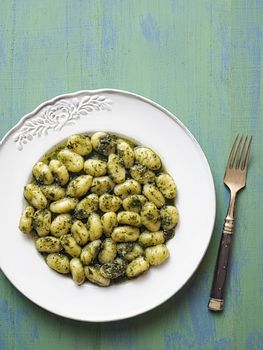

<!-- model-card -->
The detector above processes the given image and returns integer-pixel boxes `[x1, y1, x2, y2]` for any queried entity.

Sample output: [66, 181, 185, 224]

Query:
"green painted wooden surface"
[0, 1, 262, 349]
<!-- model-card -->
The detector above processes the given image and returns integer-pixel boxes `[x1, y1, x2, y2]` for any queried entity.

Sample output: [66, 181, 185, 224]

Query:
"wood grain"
[0, 0, 262, 349]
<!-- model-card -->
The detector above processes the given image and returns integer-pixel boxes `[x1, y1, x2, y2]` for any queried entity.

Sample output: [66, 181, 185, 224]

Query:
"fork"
[208, 135, 252, 311]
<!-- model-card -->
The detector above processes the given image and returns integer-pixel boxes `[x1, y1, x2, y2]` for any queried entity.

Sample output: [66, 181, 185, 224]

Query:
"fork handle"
[208, 217, 234, 311]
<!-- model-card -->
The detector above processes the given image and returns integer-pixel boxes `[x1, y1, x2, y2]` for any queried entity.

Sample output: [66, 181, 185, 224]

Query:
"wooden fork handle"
[208, 227, 233, 312]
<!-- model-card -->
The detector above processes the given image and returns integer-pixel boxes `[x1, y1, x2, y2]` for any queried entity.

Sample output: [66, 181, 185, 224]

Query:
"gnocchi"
[134, 147, 161, 170]
[138, 231, 165, 247]
[126, 257, 150, 278]
[24, 184, 47, 209]
[70, 258, 85, 285]
[74, 194, 99, 219]
[90, 176, 114, 195]
[33, 162, 54, 185]
[116, 139, 134, 168]
[84, 159, 107, 177]
[71, 220, 89, 245]
[66, 175, 93, 198]
[99, 194, 122, 212]
[143, 184, 165, 208]
[130, 164, 155, 184]
[50, 198, 78, 214]
[87, 213, 103, 241]
[101, 212, 117, 236]
[117, 211, 141, 227]
[33, 209, 52, 237]
[50, 214, 72, 237]
[156, 173, 177, 199]
[19, 132, 178, 287]
[67, 134, 92, 156]
[57, 149, 84, 172]
[98, 238, 117, 264]
[80, 240, 101, 265]
[36, 236, 61, 253]
[91, 132, 115, 156]
[46, 253, 70, 274]
[122, 195, 147, 213]
[41, 185, 65, 201]
[117, 243, 144, 261]
[84, 266, 110, 287]
[107, 154, 126, 184]
[145, 244, 169, 266]
[160, 205, 179, 230]
[19, 206, 35, 233]
[114, 179, 141, 199]
[141, 202, 161, 232]
[112, 226, 140, 242]
[49, 159, 69, 185]
[60, 235, 81, 258]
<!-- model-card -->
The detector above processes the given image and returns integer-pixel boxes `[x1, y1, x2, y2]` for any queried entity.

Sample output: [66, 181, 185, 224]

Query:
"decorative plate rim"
[0, 89, 216, 322]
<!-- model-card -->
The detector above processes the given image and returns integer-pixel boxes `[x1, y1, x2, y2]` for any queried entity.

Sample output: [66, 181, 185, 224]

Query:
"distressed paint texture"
[0, 0, 262, 349]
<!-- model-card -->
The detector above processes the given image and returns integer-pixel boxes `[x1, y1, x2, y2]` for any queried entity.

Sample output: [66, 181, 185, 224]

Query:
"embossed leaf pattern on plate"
[13, 95, 112, 150]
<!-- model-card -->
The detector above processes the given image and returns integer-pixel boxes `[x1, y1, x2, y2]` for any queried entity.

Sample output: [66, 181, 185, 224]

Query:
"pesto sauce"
[24, 132, 177, 287]
[41, 141, 67, 164]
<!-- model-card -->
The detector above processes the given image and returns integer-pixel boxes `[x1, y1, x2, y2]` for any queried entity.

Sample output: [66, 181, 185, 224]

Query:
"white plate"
[0, 89, 215, 322]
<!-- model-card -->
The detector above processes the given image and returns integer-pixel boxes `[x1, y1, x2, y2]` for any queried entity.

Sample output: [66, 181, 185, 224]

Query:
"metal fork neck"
[227, 190, 237, 218]
[223, 191, 237, 235]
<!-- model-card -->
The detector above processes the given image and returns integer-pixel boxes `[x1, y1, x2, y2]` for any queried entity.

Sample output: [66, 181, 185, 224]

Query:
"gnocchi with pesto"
[19, 132, 179, 287]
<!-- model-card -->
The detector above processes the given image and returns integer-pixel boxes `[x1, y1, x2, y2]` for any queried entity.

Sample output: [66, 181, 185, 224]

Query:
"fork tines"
[227, 135, 252, 171]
